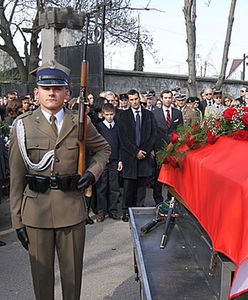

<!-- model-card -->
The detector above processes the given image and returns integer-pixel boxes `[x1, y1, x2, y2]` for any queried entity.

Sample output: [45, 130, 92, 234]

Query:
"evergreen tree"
[134, 27, 144, 71]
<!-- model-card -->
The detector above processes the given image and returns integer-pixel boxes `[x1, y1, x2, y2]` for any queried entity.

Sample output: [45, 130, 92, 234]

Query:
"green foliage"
[0, 120, 10, 138]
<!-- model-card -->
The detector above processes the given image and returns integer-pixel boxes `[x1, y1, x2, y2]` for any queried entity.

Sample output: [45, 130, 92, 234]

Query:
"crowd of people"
[1, 84, 247, 224]
[0, 87, 248, 217]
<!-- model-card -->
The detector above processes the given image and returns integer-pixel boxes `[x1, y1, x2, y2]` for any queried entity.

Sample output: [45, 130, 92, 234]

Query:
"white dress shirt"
[131, 107, 142, 124]
[103, 119, 115, 129]
[162, 105, 172, 120]
[41, 108, 64, 134]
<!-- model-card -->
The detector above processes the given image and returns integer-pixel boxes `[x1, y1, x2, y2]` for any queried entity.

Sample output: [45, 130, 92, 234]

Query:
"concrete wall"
[1, 69, 248, 98]
[0, 83, 32, 98]
[104, 69, 248, 99]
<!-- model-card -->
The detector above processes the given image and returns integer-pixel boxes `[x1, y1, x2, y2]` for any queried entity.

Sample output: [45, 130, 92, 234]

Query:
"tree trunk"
[183, 0, 197, 96]
[28, 9, 41, 84]
[214, 0, 237, 90]
[0, 1, 28, 82]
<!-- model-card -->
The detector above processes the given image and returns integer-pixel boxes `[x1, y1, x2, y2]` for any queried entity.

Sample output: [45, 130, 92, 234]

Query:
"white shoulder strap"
[16, 119, 54, 171]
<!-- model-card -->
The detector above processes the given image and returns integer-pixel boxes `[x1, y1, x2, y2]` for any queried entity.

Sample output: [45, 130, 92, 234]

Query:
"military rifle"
[77, 15, 94, 224]
[78, 14, 89, 177]
[77, 59, 88, 177]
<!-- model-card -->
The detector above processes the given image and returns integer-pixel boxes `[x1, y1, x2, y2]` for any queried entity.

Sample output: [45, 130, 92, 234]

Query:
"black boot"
[86, 215, 94, 225]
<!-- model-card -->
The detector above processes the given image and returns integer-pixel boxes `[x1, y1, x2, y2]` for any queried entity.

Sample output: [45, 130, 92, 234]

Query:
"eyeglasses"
[205, 93, 212, 96]
[240, 90, 246, 93]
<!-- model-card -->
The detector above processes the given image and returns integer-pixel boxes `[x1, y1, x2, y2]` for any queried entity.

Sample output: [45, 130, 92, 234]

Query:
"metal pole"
[243, 53, 246, 81]
[101, 2, 106, 90]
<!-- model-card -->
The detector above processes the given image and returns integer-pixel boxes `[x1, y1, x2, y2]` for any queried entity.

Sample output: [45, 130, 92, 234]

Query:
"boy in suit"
[95, 103, 122, 222]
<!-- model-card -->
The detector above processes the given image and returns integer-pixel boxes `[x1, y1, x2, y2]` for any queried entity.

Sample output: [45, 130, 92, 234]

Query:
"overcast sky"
[105, 0, 247, 77]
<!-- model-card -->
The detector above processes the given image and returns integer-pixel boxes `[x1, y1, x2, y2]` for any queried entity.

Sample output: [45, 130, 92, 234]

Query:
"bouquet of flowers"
[156, 106, 248, 168]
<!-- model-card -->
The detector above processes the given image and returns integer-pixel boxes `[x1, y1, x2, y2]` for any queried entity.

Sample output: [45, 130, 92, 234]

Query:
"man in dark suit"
[118, 89, 157, 222]
[199, 87, 214, 117]
[153, 89, 183, 204]
[9, 60, 111, 300]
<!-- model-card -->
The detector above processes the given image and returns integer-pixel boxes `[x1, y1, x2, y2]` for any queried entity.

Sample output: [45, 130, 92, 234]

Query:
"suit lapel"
[140, 107, 150, 138]
[157, 107, 168, 129]
[127, 108, 135, 128]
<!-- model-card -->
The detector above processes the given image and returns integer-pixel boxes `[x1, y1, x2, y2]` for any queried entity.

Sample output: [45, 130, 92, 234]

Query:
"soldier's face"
[177, 99, 186, 107]
[34, 86, 68, 114]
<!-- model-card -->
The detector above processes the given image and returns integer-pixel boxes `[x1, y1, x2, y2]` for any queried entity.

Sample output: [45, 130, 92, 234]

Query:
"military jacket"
[9, 107, 111, 229]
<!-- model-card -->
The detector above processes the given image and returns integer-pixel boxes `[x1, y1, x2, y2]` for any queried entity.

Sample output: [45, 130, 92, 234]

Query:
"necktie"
[216, 106, 219, 109]
[208, 101, 212, 106]
[166, 109, 171, 128]
[109, 124, 112, 130]
[135, 110, 141, 146]
[50, 115, 58, 136]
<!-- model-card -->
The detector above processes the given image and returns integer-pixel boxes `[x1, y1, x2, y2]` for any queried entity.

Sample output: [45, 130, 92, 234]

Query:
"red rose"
[191, 122, 201, 133]
[170, 131, 179, 144]
[202, 121, 207, 129]
[207, 131, 217, 144]
[232, 130, 248, 141]
[186, 133, 195, 147]
[241, 113, 248, 126]
[242, 107, 248, 113]
[163, 157, 169, 165]
[222, 107, 238, 121]
[167, 156, 179, 168]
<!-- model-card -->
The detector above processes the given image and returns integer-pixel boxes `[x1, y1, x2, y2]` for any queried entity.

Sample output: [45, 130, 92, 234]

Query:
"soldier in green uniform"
[9, 60, 111, 300]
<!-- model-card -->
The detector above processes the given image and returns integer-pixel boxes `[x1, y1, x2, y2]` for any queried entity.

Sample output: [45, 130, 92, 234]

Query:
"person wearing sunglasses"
[235, 87, 246, 106]
[223, 96, 233, 107]
[205, 90, 225, 118]
[199, 87, 214, 117]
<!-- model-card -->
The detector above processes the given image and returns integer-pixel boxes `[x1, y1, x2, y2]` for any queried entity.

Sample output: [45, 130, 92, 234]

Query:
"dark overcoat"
[118, 107, 157, 179]
[153, 107, 183, 151]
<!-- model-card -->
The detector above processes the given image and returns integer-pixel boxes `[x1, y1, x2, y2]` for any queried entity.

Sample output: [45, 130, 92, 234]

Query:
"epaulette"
[12, 111, 33, 127]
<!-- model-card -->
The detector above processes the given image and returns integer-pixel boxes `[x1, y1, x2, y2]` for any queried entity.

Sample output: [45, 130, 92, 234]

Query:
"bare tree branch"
[214, 0, 237, 89]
